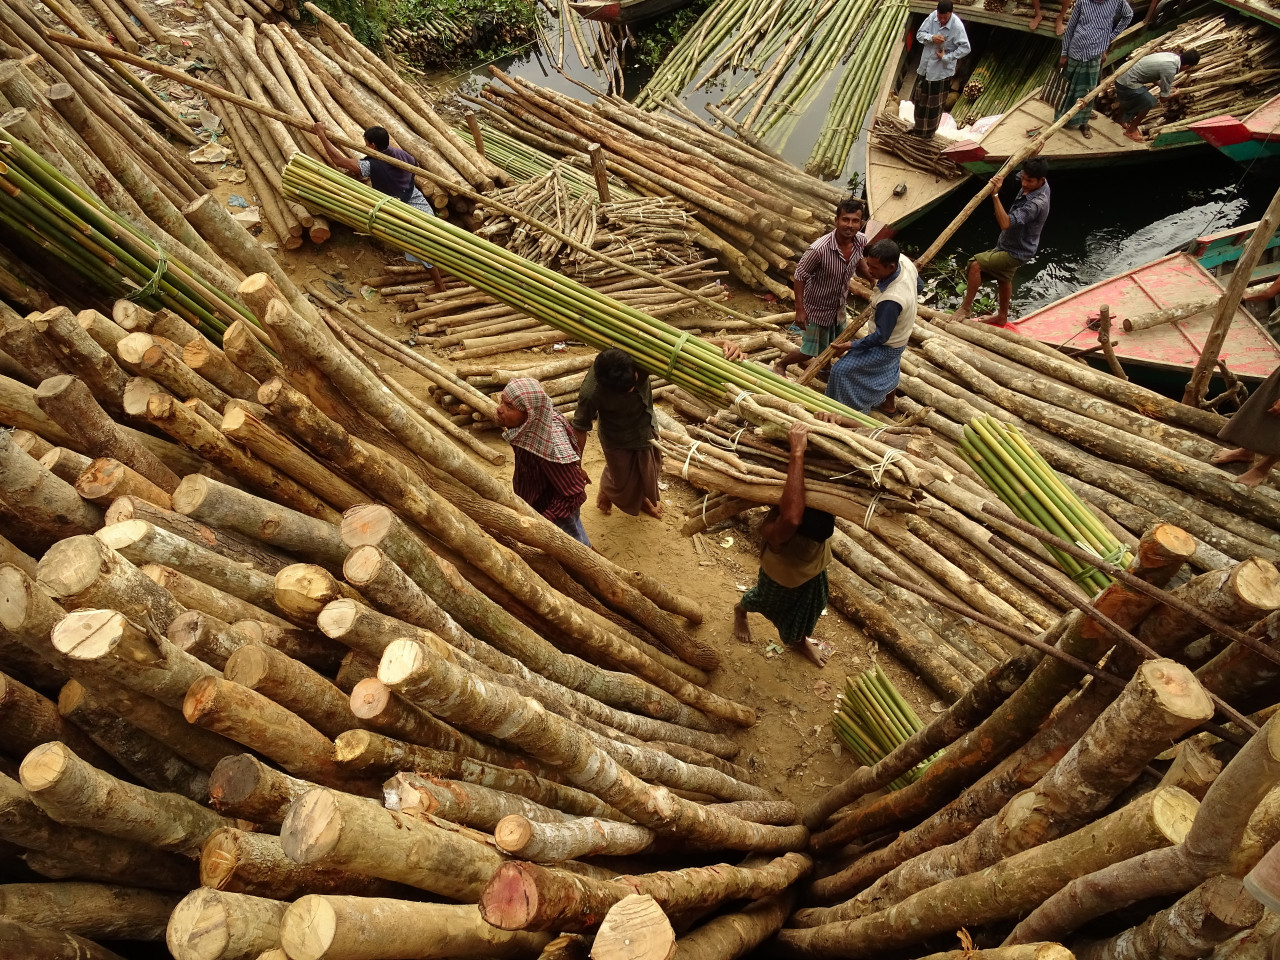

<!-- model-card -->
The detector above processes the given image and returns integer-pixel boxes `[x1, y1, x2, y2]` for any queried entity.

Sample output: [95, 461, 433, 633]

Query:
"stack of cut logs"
[195, 0, 501, 249]
[468, 70, 852, 298]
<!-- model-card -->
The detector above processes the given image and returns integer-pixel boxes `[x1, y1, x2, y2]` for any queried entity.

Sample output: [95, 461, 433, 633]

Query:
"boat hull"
[568, 0, 691, 23]
[1190, 97, 1280, 165]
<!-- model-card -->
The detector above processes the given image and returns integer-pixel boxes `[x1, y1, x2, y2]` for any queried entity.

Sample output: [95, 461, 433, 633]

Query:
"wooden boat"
[1008, 250, 1280, 382]
[568, 0, 691, 23]
[1189, 93, 1280, 164]
[1189, 218, 1280, 273]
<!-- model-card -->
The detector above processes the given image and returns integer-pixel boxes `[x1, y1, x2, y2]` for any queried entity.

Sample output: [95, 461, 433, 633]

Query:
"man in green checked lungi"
[733, 421, 837, 668]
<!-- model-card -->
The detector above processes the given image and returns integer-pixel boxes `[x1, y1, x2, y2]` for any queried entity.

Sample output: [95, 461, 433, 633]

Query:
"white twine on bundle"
[680, 441, 704, 480]
[729, 426, 749, 450]
[869, 448, 904, 487]
[863, 493, 885, 530]
[867, 425, 889, 442]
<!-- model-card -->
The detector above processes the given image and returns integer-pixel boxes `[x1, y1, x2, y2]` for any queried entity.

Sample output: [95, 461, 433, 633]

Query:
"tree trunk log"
[165, 888, 288, 960]
[75, 457, 173, 509]
[223, 319, 285, 385]
[0, 315, 64, 382]
[480, 853, 811, 933]
[0, 882, 180, 942]
[174, 474, 349, 573]
[0, 671, 111, 770]
[0, 431, 103, 546]
[184, 338, 261, 401]
[800, 660, 1214, 926]
[281, 896, 553, 960]
[0, 532, 35, 580]
[1074, 875, 1262, 960]
[19, 740, 233, 856]
[344, 677, 530, 769]
[1197, 611, 1280, 709]
[0, 917, 127, 960]
[53, 608, 219, 709]
[380, 641, 806, 851]
[183, 675, 370, 792]
[777, 787, 1199, 959]
[146, 565, 290, 633]
[671, 892, 792, 960]
[1137, 560, 1280, 662]
[104, 496, 291, 575]
[280, 786, 508, 901]
[39, 447, 92, 484]
[231, 618, 346, 674]
[219, 403, 368, 513]
[55, 679, 209, 800]
[339, 550, 743, 762]
[32, 309, 129, 415]
[384, 771, 576, 831]
[144, 393, 339, 521]
[495, 813, 655, 861]
[336, 504, 733, 739]
[201, 826, 408, 900]
[207, 753, 312, 826]
[77, 309, 128, 354]
[594, 894, 675, 960]
[0, 771, 196, 890]
[1160, 739, 1222, 799]
[225, 642, 358, 739]
[118, 332, 230, 412]
[38, 537, 185, 629]
[0, 564, 67, 678]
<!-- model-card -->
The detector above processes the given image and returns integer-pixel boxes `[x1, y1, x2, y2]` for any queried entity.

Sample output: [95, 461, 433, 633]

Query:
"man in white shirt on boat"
[1114, 48, 1200, 142]
[911, 0, 971, 140]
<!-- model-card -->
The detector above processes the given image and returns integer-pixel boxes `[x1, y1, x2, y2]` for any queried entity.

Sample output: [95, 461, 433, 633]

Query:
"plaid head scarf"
[501, 378, 580, 464]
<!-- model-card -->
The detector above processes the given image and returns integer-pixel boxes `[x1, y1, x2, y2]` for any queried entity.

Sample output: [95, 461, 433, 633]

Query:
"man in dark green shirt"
[572, 348, 663, 519]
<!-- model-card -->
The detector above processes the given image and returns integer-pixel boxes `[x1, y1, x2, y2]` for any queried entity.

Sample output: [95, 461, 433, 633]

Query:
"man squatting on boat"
[1114, 48, 1200, 142]
[952, 157, 1051, 327]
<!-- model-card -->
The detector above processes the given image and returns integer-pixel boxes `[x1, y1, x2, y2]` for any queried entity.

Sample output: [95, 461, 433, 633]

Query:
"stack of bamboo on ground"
[473, 166, 704, 280]
[0, 270, 830, 957]
[194, 0, 501, 250]
[467, 70, 850, 297]
[1096, 14, 1280, 136]
[458, 119, 637, 199]
[786, 517, 1280, 960]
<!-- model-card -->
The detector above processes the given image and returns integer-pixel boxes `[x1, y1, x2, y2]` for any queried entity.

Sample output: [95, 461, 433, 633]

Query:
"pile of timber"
[467, 70, 851, 298]
[473, 167, 705, 281]
[0, 271, 829, 958]
[195, 0, 501, 249]
[787, 518, 1280, 959]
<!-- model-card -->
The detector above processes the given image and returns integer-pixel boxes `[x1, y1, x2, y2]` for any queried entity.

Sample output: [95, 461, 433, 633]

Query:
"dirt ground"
[257, 220, 942, 807]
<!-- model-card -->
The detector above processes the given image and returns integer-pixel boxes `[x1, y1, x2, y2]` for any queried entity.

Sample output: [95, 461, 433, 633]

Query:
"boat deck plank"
[866, 144, 971, 228]
[1010, 251, 1280, 379]
[1246, 93, 1280, 140]
[975, 94, 1147, 162]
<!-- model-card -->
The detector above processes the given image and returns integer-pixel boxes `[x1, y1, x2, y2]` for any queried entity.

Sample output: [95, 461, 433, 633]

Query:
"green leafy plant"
[386, 0, 542, 67]
[920, 254, 995, 315]
[310, 0, 392, 51]
[630, 0, 714, 69]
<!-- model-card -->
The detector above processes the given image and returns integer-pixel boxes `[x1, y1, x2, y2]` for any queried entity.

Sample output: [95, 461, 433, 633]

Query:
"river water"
[443, 20, 1276, 322]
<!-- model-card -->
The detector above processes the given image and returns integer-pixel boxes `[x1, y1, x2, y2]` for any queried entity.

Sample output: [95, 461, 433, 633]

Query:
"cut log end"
[1153, 785, 1201, 844]
[593, 894, 675, 960]
[479, 862, 542, 931]
[1232, 558, 1280, 613]
[279, 895, 337, 960]
[18, 740, 72, 793]
[1143, 524, 1198, 565]
[316, 598, 362, 639]
[223, 644, 270, 689]
[51, 608, 133, 661]
[280, 787, 343, 864]
[1138, 659, 1214, 722]
[170, 474, 212, 516]
[347, 678, 393, 720]
[36, 535, 108, 601]
[340, 544, 384, 586]
[274, 564, 345, 622]
[181, 674, 223, 723]
[339, 504, 396, 548]
[375, 638, 427, 688]
[493, 814, 535, 855]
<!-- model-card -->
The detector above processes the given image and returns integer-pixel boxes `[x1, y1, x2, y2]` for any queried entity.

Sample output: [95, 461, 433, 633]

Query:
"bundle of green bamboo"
[467, 72, 847, 296]
[949, 34, 1058, 126]
[959, 415, 1132, 594]
[456, 122, 637, 200]
[1097, 14, 1280, 136]
[0, 128, 254, 341]
[832, 665, 937, 790]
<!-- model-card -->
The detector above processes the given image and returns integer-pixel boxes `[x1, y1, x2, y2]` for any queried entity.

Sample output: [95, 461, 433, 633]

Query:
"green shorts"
[801, 320, 843, 357]
[974, 249, 1026, 284]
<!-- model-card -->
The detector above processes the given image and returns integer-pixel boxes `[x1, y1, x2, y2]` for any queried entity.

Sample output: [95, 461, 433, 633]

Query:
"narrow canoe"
[1009, 251, 1280, 382]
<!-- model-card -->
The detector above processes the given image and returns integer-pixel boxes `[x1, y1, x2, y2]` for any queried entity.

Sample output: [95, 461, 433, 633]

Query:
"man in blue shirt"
[953, 157, 1050, 326]
[1054, 0, 1132, 138]
[911, 0, 971, 139]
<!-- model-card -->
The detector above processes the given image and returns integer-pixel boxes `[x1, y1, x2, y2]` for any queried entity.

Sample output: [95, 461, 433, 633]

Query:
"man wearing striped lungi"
[1054, 0, 1132, 138]
[911, 0, 969, 139]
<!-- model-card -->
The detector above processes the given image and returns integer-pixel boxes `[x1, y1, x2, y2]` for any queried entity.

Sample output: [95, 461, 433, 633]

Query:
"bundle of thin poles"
[283, 152, 869, 421]
[0, 130, 254, 340]
[868, 118, 964, 180]
[456, 122, 637, 200]
[949, 33, 1058, 125]
[961, 417, 1133, 595]
[832, 665, 938, 790]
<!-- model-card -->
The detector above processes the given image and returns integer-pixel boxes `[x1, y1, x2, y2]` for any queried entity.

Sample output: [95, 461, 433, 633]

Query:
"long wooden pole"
[1182, 184, 1280, 406]
[915, 78, 1115, 269]
[45, 33, 773, 328]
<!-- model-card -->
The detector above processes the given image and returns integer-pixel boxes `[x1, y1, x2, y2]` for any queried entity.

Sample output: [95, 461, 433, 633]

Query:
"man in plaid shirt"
[774, 198, 869, 377]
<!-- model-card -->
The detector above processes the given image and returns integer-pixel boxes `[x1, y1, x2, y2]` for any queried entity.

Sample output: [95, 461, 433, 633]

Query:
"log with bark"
[166, 888, 289, 960]
[0, 882, 180, 942]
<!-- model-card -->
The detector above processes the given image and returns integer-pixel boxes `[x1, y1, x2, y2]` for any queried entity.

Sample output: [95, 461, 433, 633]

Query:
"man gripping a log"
[311, 122, 446, 293]
[773, 198, 870, 377]
[572, 348, 663, 520]
[733, 422, 836, 668]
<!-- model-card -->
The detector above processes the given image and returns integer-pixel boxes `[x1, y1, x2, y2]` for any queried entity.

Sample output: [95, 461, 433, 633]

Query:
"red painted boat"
[569, 0, 693, 23]
[1008, 251, 1280, 382]
[1190, 93, 1280, 164]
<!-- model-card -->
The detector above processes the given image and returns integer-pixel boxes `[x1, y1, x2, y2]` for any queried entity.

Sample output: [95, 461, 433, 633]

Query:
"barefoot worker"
[825, 239, 920, 414]
[496, 378, 592, 545]
[953, 158, 1051, 326]
[734, 422, 836, 668]
[1115, 49, 1199, 142]
[572, 348, 664, 519]
[773, 199, 869, 378]
[1211, 362, 1280, 488]
[1054, 0, 1132, 139]
[910, 0, 970, 140]
[311, 122, 447, 294]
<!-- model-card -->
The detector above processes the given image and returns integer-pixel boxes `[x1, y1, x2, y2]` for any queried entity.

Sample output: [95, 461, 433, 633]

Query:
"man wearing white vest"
[824, 239, 919, 415]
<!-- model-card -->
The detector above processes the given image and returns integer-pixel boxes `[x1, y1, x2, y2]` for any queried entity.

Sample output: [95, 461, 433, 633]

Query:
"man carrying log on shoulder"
[773, 198, 870, 378]
[310, 122, 447, 294]
[572, 348, 664, 520]
[1114, 48, 1199, 142]
[733, 422, 836, 668]
[952, 157, 1050, 326]
[823, 239, 920, 415]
